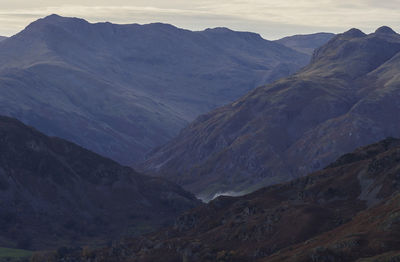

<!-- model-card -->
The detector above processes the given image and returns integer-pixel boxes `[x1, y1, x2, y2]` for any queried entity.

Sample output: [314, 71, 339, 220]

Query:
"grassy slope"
[0, 247, 32, 261]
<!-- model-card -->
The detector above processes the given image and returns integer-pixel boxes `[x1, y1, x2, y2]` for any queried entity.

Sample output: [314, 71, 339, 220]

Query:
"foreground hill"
[0, 14, 309, 165]
[0, 116, 199, 250]
[37, 137, 400, 261]
[275, 32, 335, 55]
[143, 26, 400, 199]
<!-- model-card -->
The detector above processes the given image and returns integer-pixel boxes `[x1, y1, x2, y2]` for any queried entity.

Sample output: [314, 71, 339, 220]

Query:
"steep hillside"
[144, 26, 400, 199]
[0, 116, 199, 250]
[264, 193, 400, 261]
[39, 138, 400, 261]
[276, 32, 335, 55]
[0, 14, 309, 165]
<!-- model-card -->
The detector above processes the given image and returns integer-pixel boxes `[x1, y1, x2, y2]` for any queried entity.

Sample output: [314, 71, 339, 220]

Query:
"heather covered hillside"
[0, 116, 199, 250]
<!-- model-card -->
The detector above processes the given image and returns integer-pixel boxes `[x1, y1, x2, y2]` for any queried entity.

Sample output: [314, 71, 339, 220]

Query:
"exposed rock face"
[0, 14, 309, 165]
[0, 116, 200, 250]
[40, 138, 400, 261]
[275, 32, 335, 55]
[143, 27, 400, 199]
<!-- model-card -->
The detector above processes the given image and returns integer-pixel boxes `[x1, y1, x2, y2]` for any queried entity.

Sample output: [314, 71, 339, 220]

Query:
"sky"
[0, 0, 399, 40]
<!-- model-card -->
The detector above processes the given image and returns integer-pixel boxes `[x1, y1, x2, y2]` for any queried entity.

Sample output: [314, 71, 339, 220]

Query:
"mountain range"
[0, 14, 310, 165]
[36, 137, 400, 261]
[0, 36, 6, 42]
[4, 14, 400, 262]
[0, 116, 199, 250]
[275, 32, 335, 55]
[143, 26, 400, 200]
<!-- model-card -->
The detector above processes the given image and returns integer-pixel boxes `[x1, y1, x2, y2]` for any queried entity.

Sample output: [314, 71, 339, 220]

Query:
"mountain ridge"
[0, 14, 309, 165]
[275, 32, 335, 55]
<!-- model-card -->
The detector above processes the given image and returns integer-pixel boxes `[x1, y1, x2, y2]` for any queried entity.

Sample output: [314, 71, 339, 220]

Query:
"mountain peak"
[341, 28, 366, 38]
[144, 22, 180, 31]
[375, 26, 398, 35]
[26, 14, 88, 30]
[309, 26, 400, 78]
[203, 27, 264, 42]
[205, 27, 233, 33]
[44, 13, 63, 20]
[17, 14, 91, 40]
[37, 14, 79, 24]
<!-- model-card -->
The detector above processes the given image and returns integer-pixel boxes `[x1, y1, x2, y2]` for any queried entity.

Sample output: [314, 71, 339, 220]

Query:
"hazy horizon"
[0, 0, 399, 39]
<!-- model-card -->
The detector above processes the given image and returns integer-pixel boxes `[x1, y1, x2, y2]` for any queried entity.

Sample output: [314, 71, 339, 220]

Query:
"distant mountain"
[276, 32, 335, 55]
[143, 26, 400, 200]
[0, 116, 199, 250]
[0, 36, 6, 42]
[46, 138, 400, 261]
[0, 14, 309, 165]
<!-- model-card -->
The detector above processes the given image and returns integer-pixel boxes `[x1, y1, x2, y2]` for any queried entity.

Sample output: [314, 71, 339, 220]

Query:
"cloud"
[0, 0, 399, 39]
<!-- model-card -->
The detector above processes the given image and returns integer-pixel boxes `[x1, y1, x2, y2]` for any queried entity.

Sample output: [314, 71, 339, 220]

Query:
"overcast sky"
[0, 0, 399, 39]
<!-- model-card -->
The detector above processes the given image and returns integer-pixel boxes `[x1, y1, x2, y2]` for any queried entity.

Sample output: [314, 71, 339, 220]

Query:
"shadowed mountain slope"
[39, 138, 400, 261]
[0, 36, 6, 42]
[0, 14, 309, 165]
[275, 32, 335, 55]
[143, 26, 400, 199]
[0, 116, 199, 250]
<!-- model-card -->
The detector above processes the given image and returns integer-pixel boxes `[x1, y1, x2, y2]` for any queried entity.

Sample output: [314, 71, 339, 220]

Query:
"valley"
[143, 26, 400, 200]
